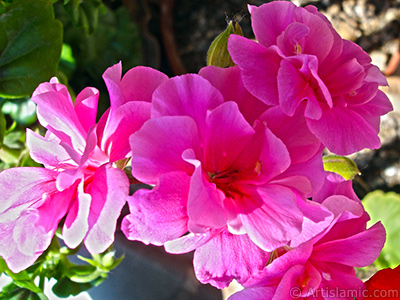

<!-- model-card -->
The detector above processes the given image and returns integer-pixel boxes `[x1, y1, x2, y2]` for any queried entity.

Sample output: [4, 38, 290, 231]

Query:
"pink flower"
[312, 171, 360, 204]
[228, 195, 386, 300]
[122, 67, 333, 288]
[228, 1, 393, 155]
[0, 62, 168, 273]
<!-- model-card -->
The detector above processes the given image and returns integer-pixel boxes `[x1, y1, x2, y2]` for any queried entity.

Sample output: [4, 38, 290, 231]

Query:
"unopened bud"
[206, 20, 243, 68]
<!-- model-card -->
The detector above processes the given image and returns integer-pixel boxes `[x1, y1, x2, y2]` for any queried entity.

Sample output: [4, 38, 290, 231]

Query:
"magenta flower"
[122, 67, 333, 288]
[0, 62, 168, 272]
[312, 171, 360, 204]
[228, 1, 393, 155]
[229, 195, 386, 300]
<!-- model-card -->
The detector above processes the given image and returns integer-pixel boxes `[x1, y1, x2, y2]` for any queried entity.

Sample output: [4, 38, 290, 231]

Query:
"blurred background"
[1, 0, 400, 299]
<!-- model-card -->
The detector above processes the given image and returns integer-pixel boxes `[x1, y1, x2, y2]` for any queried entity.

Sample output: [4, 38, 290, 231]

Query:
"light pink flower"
[0, 62, 168, 273]
[229, 195, 386, 300]
[123, 67, 333, 288]
[228, 1, 393, 155]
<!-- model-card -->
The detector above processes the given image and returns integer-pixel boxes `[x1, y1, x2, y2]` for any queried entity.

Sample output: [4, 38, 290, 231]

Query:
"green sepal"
[66, 265, 103, 284]
[323, 155, 360, 180]
[206, 20, 243, 68]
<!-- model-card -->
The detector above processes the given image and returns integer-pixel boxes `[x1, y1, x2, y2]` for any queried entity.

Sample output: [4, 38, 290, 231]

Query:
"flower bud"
[206, 20, 243, 68]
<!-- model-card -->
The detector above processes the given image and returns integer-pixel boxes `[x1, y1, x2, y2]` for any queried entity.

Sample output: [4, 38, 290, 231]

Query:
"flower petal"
[130, 116, 199, 184]
[273, 264, 319, 299]
[74, 87, 99, 133]
[250, 1, 297, 48]
[228, 286, 276, 300]
[244, 242, 313, 288]
[183, 150, 227, 233]
[164, 229, 221, 254]
[312, 222, 386, 267]
[63, 180, 91, 249]
[238, 185, 303, 251]
[100, 101, 151, 162]
[119, 66, 168, 103]
[313, 172, 359, 204]
[260, 105, 322, 164]
[121, 171, 190, 245]
[0, 168, 71, 272]
[103, 62, 168, 108]
[322, 58, 365, 97]
[199, 65, 269, 124]
[278, 56, 330, 119]
[364, 266, 400, 298]
[0, 168, 57, 219]
[84, 164, 129, 254]
[31, 81, 86, 151]
[289, 199, 333, 248]
[26, 129, 72, 169]
[228, 36, 281, 106]
[318, 264, 365, 299]
[203, 101, 255, 173]
[193, 231, 270, 288]
[307, 104, 382, 155]
[152, 74, 224, 138]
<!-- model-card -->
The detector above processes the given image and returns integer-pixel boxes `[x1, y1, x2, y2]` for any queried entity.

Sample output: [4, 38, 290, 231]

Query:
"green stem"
[38, 275, 45, 291]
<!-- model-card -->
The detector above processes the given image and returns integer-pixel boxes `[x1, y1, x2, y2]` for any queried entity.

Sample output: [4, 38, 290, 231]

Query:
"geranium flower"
[363, 265, 400, 300]
[228, 1, 392, 155]
[228, 195, 386, 300]
[0, 62, 168, 272]
[122, 67, 333, 288]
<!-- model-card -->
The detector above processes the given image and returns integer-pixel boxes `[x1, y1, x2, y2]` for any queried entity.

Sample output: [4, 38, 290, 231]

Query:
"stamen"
[294, 43, 302, 54]
[255, 161, 262, 175]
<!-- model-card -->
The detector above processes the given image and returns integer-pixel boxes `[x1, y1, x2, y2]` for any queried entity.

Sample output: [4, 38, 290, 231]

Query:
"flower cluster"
[0, 1, 393, 299]
[0, 63, 168, 272]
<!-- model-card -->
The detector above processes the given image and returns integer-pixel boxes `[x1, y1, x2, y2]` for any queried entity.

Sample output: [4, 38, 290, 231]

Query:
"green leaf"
[63, 0, 103, 35]
[0, 144, 22, 165]
[0, 284, 48, 300]
[3, 129, 24, 149]
[323, 155, 360, 180]
[51, 277, 93, 298]
[58, 43, 76, 79]
[0, 0, 63, 98]
[0, 110, 5, 147]
[0, 257, 8, 273]
[363, 191, 400, 269]
[0, 128, 26, 166]
[2, 99, 36, 125]
[19, 153, 41, 167]
[0, 258, 44, 296]
[3, 271, 41, 294]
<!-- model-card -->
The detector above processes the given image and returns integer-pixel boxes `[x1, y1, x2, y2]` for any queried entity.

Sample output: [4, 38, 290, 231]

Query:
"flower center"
[208, 170, 241, 197]
[207, 160, 263, 198]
